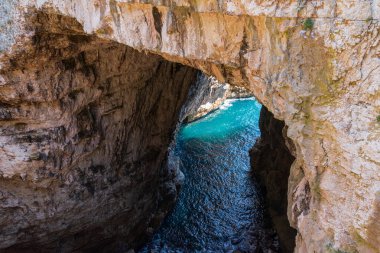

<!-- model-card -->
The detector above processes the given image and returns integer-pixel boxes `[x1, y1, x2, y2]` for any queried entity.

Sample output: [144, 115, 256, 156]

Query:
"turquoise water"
[181, 99, 261, 140]
[140, 98, 279, 252]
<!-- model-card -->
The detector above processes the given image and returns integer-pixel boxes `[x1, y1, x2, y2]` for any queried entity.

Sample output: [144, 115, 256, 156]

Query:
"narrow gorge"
[0, 1, 379, 253]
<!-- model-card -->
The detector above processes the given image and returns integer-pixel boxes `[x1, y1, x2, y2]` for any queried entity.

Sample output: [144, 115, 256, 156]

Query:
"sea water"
[140, 98, 279, 252]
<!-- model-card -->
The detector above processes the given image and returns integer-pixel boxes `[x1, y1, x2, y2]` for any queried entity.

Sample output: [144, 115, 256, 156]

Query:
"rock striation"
[0, 1, 379, 253]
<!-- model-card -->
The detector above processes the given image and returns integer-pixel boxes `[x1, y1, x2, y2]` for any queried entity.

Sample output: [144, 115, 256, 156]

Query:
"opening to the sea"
[140, 97, 280, 252]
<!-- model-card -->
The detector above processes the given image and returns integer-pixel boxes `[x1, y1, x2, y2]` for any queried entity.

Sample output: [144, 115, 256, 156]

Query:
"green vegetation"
[377, 115, 380, 122]
[326, 244, 349, 253]
[303, 18, 314, 30]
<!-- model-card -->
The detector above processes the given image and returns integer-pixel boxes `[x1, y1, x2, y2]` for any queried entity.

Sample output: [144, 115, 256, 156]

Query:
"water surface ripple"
[140, 98, 279, 252]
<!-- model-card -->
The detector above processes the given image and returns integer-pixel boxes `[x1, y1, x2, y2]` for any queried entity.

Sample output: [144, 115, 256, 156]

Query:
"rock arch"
[0, 1, 379, 253]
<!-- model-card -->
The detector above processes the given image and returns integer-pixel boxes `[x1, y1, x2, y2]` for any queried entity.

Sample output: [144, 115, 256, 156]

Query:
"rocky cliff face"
[184, 76, 229, 122]
[0, 11, 200, 251]
[1, 1, 379, 253]
[185, 76, 253, 122]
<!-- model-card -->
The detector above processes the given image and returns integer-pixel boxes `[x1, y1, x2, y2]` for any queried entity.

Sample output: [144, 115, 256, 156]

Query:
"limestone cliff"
[0, 1, 379, 253]
[185, 76, 252, 122]
[184, 75, 229, 122]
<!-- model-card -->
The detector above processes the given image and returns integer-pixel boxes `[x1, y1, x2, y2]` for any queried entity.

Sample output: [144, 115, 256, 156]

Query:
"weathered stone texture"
[0, 1, 379, 253]
[0, 11, 198, 251]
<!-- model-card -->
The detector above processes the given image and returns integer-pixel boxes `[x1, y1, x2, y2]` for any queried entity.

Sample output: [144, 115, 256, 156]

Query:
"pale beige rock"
[0, 1, 379, 253]
[185, 77, 253, 122]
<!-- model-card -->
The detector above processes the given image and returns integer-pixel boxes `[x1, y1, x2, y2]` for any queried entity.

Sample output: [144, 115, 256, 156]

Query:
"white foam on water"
[220, 100, 233, 110]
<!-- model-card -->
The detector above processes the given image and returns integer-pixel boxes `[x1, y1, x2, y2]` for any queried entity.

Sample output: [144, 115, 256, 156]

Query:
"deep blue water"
[140, 98, 279, 252]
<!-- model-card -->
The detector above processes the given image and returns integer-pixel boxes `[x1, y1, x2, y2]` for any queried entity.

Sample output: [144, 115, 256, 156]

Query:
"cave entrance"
[0, 11, 294, 253]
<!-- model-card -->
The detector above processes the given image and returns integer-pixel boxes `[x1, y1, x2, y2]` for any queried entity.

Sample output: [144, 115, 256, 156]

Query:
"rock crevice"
[250, 106, 297, 253]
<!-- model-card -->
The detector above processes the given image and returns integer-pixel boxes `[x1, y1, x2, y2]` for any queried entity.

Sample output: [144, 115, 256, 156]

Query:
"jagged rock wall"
[185, 76, 228, 122]
[250, 106, 297, 253]
[185, 76, 253, 122]
[0, 12, 199, 251]
[0, 1, 379, 253]
[185, 74, 253, 122]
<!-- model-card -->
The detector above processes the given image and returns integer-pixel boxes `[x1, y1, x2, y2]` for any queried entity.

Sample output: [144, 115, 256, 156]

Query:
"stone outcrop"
[0, 1, 379, 253]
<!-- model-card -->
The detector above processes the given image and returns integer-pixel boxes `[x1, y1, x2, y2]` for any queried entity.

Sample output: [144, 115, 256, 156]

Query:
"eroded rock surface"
[0, 11, 199, 251]
[185, 76, 253, 122]
[0, 1, 379, 253]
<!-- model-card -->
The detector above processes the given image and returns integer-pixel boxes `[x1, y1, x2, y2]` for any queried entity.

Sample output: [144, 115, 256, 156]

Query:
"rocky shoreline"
[185, 76, 253, 122]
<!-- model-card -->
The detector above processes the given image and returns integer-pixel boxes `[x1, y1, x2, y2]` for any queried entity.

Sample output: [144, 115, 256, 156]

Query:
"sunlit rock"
[0, 1, 379, 252]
